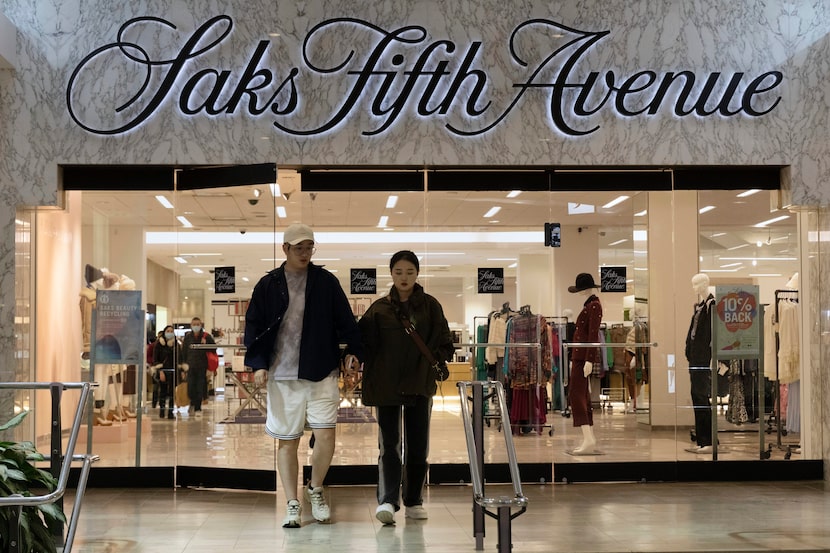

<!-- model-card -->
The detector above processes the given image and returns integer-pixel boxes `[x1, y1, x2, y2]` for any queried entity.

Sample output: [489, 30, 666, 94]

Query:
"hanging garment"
[727, 359, 749, 425]
[777, 300, 799, 384]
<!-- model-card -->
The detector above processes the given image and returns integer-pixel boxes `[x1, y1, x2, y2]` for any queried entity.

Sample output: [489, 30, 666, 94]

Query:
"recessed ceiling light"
[176, 215, 193, 228]
[174, 257, 187, 264]
[506, 191, 521, 198]
[483, 206, 501, 218]
[377, 215, 389, 228]
[754, 215, 790, 227]
[155, 195, 174, 209]
[386, 195, 398, 209]
[608, 239, 628, 246]
[602, 195, 630, 209]
[634, 210, 647, 217]
[737, 189, 761, 197]
[276, 206, 287, 218]
[699, 205, 716, 214]
[193, 268, 204, 274]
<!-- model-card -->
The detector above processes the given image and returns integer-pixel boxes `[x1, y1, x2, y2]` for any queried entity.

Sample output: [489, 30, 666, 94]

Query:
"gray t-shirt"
[270, 269, 307, 380]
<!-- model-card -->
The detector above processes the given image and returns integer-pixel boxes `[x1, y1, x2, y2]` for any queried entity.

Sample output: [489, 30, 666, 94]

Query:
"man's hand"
[583, 361, 593, 377]
[254, 369, 268, 387]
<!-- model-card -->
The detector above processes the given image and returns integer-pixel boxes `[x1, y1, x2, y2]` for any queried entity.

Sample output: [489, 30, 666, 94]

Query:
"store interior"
[18, 167, 805, 480]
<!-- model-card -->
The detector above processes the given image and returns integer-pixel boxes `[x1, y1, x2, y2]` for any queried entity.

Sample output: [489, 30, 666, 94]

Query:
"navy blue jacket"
[243, 262, 362, 381]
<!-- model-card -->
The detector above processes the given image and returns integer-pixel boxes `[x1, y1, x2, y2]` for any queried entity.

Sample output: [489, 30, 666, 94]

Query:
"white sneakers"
[304, 485, 331, 523]
[405, 505, 428, 520]
[376, 503, 395, 525]
[283, 499, 301, 528]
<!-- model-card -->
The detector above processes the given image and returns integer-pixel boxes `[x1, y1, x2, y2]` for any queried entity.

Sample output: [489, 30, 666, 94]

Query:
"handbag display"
[398, 313, 450, 382]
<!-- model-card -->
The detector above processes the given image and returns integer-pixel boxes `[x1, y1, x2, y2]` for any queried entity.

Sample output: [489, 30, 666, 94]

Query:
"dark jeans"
[158, 368, 175, 414]
[689, 367, 712, 446]
[376, 396, 432, 509]
[188, 367, 207, 411]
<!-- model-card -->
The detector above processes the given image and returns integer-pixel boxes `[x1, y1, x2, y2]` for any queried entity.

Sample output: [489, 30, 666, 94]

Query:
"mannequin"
[624, 306, 648, 413]
[80, 264, 137, 423]
[685, 273, 716, 454]
[567, 273, 603, 454]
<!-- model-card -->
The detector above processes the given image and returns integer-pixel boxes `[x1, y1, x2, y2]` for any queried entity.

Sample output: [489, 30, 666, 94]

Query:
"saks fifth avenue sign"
[66, 15, 783, 137]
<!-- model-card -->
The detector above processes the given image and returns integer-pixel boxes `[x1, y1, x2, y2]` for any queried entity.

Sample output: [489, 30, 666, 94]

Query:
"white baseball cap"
[283, 223, 315, 245]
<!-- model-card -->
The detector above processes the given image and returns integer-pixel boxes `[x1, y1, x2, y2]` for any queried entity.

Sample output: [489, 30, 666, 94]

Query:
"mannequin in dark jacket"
[359, 250, 454, 526]
[686, 273, 716, 453]
[567, 273, 603, 455]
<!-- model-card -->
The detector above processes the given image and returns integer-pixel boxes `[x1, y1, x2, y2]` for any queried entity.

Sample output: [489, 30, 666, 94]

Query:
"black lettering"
[179, 69, 233, 115]
[610, 70, 657, 116]
[742, 71, 783, 116]
[572, 72, 611, 116]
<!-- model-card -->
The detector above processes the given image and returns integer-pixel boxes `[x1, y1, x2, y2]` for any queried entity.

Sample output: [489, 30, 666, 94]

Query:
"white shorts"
[264, 373, 339, 440]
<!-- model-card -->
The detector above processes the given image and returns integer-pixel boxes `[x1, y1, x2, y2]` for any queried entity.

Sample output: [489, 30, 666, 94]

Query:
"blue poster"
[94, 290, 143, 364]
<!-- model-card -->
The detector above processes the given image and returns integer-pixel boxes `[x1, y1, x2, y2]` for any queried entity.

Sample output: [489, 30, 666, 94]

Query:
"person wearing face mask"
[152, 325, 181, 420]
[358, 250, 455, 526]
[244, 223, 362, 528]
[181, 316, 215, 418]
[567, 272, 603, 455]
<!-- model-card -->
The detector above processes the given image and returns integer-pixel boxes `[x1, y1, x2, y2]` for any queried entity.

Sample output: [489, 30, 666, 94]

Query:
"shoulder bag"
[398, 313, 450, 382]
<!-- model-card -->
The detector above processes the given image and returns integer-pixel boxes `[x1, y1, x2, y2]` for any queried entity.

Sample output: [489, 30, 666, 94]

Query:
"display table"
[228, 371, 267, 417]
[443, 361, 473, 391]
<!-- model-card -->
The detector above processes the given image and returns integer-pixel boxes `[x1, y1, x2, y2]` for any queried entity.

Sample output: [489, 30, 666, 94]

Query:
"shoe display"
[304, 485, 331, 523]
[282, 499, 301, 528]
[375, 503, 395, 525]
[405, 505, 428, 520]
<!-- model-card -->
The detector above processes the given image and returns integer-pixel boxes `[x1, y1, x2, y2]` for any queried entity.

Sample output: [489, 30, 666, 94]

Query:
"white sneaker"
[282, 499, 301, 528]
[304, 485, 331, 523]
[375, 503, 396, 525]
[405, 505, 428, 520]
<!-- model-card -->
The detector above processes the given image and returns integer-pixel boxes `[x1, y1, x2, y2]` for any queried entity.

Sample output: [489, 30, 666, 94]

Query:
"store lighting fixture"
[377, 215, 389, 228]
[720, 262, 742, 268]
[727, 243, 749, 250]
[174, 257, 188, 264]
[176, 215, 193, 228]
[508, 262, 518, 268]
[155, 195, 174, 209]
[483, 206, 501, 218]
[506, 190, 521, 198]
[711, 232, 726, 237]
[754, 215, 790, 227]
[193, 268, 204, 274]
[634, 210, 647, 216]
[699, 205, 716, 214]
[701, 268, 740, 273]
[608, 239, 628, 246]
[242, 277, 249, 282]
[149, 231, 547, 245]
[602, 195, 629, 209]
[276, 206, 287, 218]
[720, 256, 797, 261]
[253, 188, 262, 198]
[737, 189, 761, 197]
[386, 195, 398, 208]
[568, 202, 595, 215]
[269, 183, 281, 197]
[487, 258, 517, 261]
[749, 273, 782, 277]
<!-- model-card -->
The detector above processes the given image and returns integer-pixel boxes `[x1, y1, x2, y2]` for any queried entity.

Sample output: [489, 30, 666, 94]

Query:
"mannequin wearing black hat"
[567, 273, 602, 454]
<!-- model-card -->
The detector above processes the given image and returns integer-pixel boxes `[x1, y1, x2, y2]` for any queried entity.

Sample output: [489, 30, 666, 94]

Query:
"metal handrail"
[562, 341, 658, 348]
[0, 381, 100, 553]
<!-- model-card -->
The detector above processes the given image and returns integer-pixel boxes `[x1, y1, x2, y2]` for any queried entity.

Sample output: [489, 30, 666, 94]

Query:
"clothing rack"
[769, 289, 800, 457]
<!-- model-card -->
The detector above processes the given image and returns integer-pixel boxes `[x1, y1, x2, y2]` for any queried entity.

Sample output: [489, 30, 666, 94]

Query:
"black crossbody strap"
[399, 314, 439, 368]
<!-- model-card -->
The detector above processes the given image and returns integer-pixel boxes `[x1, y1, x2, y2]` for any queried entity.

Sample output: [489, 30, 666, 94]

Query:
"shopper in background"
[244, 223, 362, 528]
[181, 316, 215, 418]
[147, 331, 162, 409]
[358, 250, 454, 526]
[152, 325, 180, 420]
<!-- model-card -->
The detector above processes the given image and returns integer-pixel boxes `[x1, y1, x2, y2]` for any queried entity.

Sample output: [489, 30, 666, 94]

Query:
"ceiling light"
[710, 232, 726, 237]
[701, 268, 740, 273]
[276, 206, 287, 218]
[720, 256, 797, 261]
[269, 183, 281, 197]
[749, 273, 782, 277]
[737, 189, 761, 197]
[174, 257, 188, 264]
[178, 253, 221, 256]
[149, 231, 553, 245]
[483, 206, 501, 218]
[242, 277, 250, 282]
[756, 241, 763, 247]
[508, 262, 518, 268]
[155, 195, 174, 209]
[386, 195, 398, 209]
[506, 190, 521, 198]
[487, 258, 517, 261]
[727, 244, 749, 250]
[568, 202, 595, 215]
[253, 188, 262, 198]
[720, 263, 742, 268]
[634, 209, 647, 217]
[608, 239, 628, 246]
[699, 205, 716, 214]
[176, 215, 193, 228]
[754, 215, 790, 227]
[602, 195, 630, 209]
[193, 268, 204, 274]
[377, 215, 389, 228]
[489, 220, 500, 224]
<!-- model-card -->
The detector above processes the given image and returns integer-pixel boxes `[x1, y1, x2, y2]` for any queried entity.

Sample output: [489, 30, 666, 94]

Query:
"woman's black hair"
[389, 250, 419, 272]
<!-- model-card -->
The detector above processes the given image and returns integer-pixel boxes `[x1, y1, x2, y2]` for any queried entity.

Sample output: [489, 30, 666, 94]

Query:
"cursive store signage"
[67, 15, 784, 137]
[351, 268, 377, 294]
[478, 268, 505, 294]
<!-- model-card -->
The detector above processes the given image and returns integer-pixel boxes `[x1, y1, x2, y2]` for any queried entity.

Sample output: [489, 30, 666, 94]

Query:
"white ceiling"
[80, 169, 798, 298]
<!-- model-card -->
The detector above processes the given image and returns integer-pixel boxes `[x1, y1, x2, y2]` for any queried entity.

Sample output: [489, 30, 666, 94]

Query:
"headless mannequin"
[624, 306, 646, 413]
[570, 287, 601, 454]
[686, 273, 715, 453]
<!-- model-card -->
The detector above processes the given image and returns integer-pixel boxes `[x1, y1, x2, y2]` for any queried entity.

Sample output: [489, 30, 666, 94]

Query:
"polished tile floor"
[66, 480, 830, 552]
[75, 383, 802, 470]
